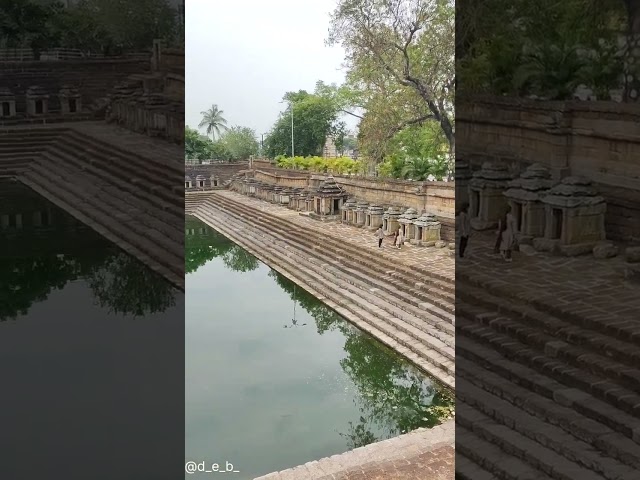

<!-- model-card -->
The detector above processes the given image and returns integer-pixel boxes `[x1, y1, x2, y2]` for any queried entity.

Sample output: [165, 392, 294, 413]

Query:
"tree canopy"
[0, 0, 179, 54]
[264, 88, 345, 158]
[199, 104, 229, 141]
[185, 124, 258, 162]
[456, 0, 635, 100]
[327, 0, 455, 157]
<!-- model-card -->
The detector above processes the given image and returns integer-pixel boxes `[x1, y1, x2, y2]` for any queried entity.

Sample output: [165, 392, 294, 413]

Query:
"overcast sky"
[185, 0, 357, 140]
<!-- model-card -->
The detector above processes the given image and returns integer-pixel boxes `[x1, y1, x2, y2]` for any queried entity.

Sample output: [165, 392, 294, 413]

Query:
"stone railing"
[458, 95, 640, 241]
[0, 58, 149, 114]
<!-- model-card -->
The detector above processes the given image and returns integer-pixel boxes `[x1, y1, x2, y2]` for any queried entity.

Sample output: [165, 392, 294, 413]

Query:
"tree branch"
[385, 114, 435, 140]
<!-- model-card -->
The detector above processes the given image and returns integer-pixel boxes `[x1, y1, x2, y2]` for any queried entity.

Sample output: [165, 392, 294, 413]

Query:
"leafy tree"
[327, 0, 455, 156]
[264, 89, 342, 158]
[456, 0, 628, 99]
[219, 126, 259, 160]
[199, 104, 229, 141]
[185, 126, 232, 162]
[71, 0, 178, 51]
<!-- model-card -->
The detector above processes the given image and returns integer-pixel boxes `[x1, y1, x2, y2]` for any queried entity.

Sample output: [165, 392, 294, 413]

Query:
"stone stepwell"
[2, 123, 184, 290]
[191, 190, 455, 391]
[455, 251, 640, 478]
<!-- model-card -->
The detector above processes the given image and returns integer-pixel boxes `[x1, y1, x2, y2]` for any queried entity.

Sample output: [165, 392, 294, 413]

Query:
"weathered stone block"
[593, 242, 619, 259]
[625, 246, 640, 263]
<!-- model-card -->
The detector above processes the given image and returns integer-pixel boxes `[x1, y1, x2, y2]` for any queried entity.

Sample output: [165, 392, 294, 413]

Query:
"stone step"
[457, 312, 640, 419]
[195, 209, 454, 389]
[459, 280, 640, 365]
[456, 426, 553, 480]
[212, 203, 455, 329]
[457, 379, 638, 478]
[456, 331, 640, 444]
[206, 204, 456, 333]
[19, 171, 184, 290]
[19, 165, 184, 289]
[206, 199, 455, 320]
[210, 192, 455, 291]
[41, 144, 183, 220]
[258, 234, 456, 361]
[205, 195, 455, 303]
[457, 356, 640, 471]
[455, 455, 499, 480]
[457, 268, 639, 347]
[55, 133, 183, 196]
[457, 402, 612, 480]
[64, 128, 184, 176]
[36, 151, 183, 246]
[457, 296, 640, 392]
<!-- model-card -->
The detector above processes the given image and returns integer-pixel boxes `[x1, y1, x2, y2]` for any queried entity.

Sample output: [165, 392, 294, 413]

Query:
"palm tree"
[198, 104, 228, 140]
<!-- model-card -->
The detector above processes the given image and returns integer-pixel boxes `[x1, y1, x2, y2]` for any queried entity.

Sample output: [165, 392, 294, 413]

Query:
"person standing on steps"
[396, 227, 404, 249]
[457, 202, 471, 258]
[498, 205, 516, 262]
[375, 225, 384, 248]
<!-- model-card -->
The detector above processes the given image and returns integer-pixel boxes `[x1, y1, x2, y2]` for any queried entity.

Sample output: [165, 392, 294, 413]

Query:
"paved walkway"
[458, 231, 638, 322]
[254, 421, 454, 480]
[215, 191, 455, 283]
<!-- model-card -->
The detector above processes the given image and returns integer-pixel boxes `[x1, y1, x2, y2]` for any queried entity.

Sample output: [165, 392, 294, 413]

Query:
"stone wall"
[185, 162, 250, 184]
[251, 169, 455, 241]
[0, 59, 149, 113]
[458, 96, 640, 241]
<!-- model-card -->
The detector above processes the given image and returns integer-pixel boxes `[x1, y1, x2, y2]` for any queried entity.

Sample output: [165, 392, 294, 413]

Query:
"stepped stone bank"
[455, 96, 640, 478]
[0, 43, 184, 290]
[186, 163, 456, 479]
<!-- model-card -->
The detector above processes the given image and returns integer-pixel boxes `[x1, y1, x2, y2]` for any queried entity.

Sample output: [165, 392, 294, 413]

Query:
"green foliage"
[218, 126, 259, 160]
[274, 156, 365, 175]
[185, 217, 259, 274]
[457, 0, 627, 98]
[328, 0, 455, 153]
[269, 269, 455, 444]
[0, 0, 178, 53]
[185, 126, 231, 162]
[264, 89, 343, 158]
[376, 124, 450, 181]
[199, 104, 229, 141]
[186, 124, 258, 162]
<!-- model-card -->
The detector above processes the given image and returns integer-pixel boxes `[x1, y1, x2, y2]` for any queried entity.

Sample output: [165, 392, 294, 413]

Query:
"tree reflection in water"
[0, 191, 178, 320]
[268, 269, 454, 449]
[185, 216, 259, 274]
[183, 215, 453, 448]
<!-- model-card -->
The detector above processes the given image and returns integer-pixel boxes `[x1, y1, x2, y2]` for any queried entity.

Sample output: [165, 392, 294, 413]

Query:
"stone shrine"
[534, 176, 607, 256]
[503, 163, 555, 244]
[311, 176, 348, 220]
[26, 86, 49, 116]
[412, 213, 441, 245]
[468, 161, 512, 230]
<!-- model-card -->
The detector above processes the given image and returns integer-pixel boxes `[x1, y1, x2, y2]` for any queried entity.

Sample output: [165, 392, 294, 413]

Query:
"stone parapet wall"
[0, 59, 149, 114]
[458, 95, 640, 241]
[185, 162, 250, 183]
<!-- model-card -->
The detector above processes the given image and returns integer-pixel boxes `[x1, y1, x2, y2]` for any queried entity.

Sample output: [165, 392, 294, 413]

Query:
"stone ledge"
[254, 421, 454, 480]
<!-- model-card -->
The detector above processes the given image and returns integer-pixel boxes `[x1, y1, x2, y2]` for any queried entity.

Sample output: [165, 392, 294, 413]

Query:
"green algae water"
[0, 180, 184, 480]
[185, 215, 453, 479]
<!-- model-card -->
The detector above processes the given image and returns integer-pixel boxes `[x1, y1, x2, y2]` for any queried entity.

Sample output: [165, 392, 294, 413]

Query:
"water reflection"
[186, 215, 453, 462]
[0, 181, 177, 320]
[270, 270, 454, 447]
[186, 216, 259, 274]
